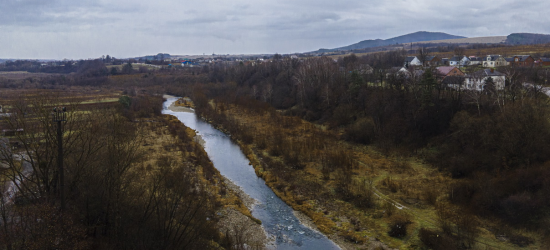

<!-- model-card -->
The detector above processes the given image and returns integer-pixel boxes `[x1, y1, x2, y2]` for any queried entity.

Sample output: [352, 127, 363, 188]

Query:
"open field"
[106, 63, 163, 71]
[0, 71, 62, 80]
[411, 36, 507, 44]
[0, 88, 122, 109]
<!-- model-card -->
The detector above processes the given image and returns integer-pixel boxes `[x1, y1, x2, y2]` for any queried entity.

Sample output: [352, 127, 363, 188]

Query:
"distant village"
[4, 50, 549, 96]
[394, 54, 546, 91]
[132, 53, 303, 68]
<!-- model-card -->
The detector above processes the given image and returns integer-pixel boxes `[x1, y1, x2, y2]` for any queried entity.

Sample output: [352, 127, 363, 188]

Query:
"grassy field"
[0, 71, 62, 80]
[106, 63, 163, 71]
[0, 88, 122, 110]
[412, 36, 507, 44]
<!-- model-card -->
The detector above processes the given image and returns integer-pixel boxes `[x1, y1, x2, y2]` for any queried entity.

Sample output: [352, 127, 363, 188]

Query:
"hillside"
[413, 36, 507, 44]
[317, 31, 465, 52]
[506, 33, 550, 45]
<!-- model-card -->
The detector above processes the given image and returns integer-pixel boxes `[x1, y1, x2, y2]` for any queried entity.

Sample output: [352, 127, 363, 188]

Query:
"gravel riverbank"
[218, 179, 270, 248]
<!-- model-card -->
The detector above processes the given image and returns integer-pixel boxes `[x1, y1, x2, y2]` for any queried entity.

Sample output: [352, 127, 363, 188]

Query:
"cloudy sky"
[1, 0, 548, 59]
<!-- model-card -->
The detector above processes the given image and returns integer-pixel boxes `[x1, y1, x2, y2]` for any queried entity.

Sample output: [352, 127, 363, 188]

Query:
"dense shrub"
[419, 228, 456, 250]
[387, 215, 411, 238]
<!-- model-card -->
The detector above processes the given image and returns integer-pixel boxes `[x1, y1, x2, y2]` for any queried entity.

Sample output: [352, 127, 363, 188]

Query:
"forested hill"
[316, 31, 465, 52]
[506, 33, 550, 45]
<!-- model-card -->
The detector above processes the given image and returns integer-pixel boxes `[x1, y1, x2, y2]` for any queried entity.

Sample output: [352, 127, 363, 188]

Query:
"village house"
[403, 56, 422, 68]
[449, 56, 469, 67]
[507, 55, 535, 67]
[436, 66, 465, 78]
[387, 67, 412, 79]
[465, 68, 506, 91]
[540, 58, 550, 66]
[181, 60, 199, 67]
[468, 56, 483, 66]
[482, 55, 507, 67]
[424, 55, 442, 66]
[436, 66, 465, 89]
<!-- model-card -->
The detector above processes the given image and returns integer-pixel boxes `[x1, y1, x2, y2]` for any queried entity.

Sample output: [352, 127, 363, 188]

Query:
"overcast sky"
[1, 0, 548, 60]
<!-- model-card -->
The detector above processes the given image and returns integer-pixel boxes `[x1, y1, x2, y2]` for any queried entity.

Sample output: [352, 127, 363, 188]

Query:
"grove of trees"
[0, 94, 225, 249]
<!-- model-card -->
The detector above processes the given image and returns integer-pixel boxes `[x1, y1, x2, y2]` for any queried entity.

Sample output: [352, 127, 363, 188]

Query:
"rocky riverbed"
[218, 179, 270, 248]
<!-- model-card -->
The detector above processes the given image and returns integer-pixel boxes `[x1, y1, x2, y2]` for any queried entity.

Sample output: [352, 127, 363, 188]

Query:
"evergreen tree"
[420, 70, 437, 107]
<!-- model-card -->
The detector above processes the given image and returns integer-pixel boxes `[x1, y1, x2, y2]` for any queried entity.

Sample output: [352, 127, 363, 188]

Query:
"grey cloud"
[262, 12, 342, 32]
[1, 0, 550, 59]
[0, 0, 134, 28]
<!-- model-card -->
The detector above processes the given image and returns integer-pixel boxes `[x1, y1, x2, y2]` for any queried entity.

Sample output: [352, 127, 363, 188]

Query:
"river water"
[162, 97, 340, 250]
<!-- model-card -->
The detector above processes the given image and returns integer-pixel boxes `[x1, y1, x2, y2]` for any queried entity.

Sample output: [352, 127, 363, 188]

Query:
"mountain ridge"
[506, 33, 550, 45]
[316, 31, 466, 52]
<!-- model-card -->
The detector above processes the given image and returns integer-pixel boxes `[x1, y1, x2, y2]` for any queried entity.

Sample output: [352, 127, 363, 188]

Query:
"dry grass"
[204, 100, 541, 249]
[0, 88, 122, 109]
[154, 115, 257, 222]
[174, 97, 195, 108]
[0, 71, 61, 80]
[412, 36, 507, 44]
[434, 43, 550, 58]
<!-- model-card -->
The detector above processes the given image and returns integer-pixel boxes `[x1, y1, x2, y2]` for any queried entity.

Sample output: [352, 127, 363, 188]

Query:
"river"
[162, 97, 340, 250]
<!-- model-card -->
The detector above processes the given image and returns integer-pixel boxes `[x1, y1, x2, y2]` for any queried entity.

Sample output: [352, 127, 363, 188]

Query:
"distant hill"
[506, 33, 550, 45]
[316, 31, 466, 52]
[413, 36, 507, 44]
[134, 53, 172, 61]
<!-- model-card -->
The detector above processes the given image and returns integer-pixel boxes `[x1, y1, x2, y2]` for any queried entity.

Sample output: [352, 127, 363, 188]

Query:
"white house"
[468, 56, 483, 66]
[465, 69, 506, 91]
[387, 67, 411, 79]
[449, 56, 469, 67]
[482, 55, 507, 68]
[403, 56, 422, 68]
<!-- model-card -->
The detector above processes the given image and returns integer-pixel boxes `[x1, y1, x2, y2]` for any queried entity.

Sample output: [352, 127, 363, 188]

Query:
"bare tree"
[417, 47, 430, 67]
[262, 83, 273, 104]
[454, 47, 465, 57]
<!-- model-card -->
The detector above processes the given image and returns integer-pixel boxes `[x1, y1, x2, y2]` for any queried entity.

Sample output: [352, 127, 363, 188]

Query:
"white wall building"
[403, 56, 422, 67]
[449, 56, 470, 67]
[465, 69, 506, 91]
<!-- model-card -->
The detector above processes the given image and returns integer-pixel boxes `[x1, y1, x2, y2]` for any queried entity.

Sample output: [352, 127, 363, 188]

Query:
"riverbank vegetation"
[0, 91, 262, 249]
